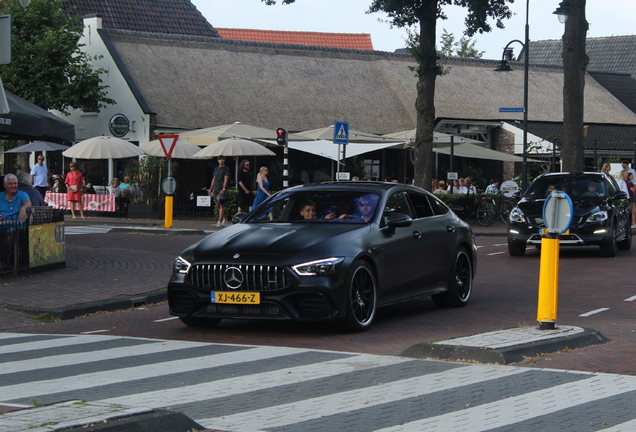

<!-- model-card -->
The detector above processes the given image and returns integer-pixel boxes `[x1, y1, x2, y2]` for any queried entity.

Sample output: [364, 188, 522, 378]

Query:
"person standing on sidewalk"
[236, 159, 253, 213]
[209, 155, 231, 227]
[30, 154, 51, 201]
[65, 162, 85, 219]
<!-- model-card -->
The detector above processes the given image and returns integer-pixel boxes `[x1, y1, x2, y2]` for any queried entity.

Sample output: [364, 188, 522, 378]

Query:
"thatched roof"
[100, 29, 636, 134]
[529, 36, 636, 79]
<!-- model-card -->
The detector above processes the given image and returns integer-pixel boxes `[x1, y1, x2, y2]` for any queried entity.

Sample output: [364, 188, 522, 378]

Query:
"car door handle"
[446, 226, 456, 233]
[412, 231, 422, 239]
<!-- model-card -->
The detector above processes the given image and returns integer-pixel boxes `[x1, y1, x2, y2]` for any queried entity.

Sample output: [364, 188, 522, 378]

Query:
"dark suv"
[507, 172, 631, 257]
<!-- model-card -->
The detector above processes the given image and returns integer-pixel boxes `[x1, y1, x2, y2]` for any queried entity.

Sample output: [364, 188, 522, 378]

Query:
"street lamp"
[494, 0, 571, 192]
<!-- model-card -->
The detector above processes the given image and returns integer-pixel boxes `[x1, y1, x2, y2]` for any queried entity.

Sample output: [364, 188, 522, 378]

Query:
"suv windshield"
[525, 175, 608, 199]
[244, 190, 381, 224]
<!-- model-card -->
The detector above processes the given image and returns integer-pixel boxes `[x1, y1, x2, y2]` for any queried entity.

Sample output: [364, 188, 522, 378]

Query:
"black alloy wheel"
[344, 261, 377, 332]
[432, 247, 473, 307]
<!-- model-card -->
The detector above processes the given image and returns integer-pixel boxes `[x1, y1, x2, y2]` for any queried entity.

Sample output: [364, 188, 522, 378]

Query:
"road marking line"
[0, 340, 212, 374]
[196, 364, 528, 432]
[153, 317, 180, 322]
[493, 243, 507, 246]
[624, 295, 636, 302]
[101, 354, 412, 408]
[487, 252, 506, 256]
[0, 334, 123, 355]
[373, 374, 636, 432]
[579, 308, 610, 317]
[79, 330, 110, 334]
[0, 346, 307, 400]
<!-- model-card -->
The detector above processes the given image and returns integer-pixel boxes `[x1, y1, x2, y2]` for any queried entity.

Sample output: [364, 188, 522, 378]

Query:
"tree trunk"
[561, 0, 587, 172]
[413, 4, 438, 191]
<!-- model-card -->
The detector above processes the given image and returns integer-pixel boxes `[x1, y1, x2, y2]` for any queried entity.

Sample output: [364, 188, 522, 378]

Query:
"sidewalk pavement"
[0, 216, 607, 431]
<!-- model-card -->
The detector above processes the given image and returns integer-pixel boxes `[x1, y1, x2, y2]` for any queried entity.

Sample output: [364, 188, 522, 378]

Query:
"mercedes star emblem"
[224, 267, 244, 289]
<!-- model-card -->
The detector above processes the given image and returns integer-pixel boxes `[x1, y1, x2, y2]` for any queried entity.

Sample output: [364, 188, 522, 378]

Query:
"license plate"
[541, 229, 569, 235]
[211, 292, 260, 304]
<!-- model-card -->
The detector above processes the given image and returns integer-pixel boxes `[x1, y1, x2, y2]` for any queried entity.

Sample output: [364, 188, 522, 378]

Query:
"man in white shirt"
[30, 155, 51, 200]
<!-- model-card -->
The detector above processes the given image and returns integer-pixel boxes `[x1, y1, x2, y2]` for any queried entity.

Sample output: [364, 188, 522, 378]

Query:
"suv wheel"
[599, 223, 618, 257]
[618, 220, 632, 250]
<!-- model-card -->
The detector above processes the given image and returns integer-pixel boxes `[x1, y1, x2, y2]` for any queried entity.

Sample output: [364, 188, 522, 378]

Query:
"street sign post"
[334, 121, 349, 181]
[537, 191, 573, 330]
[157, 134, 179, 229]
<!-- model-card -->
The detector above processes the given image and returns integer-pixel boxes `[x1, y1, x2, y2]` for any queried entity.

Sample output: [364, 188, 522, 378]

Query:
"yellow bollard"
[164, 195, 173, 230]
[537, 236, 559, 328]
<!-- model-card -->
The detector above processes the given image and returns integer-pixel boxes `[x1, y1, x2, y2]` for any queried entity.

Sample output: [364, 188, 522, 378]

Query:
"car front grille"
[188, 264, 291, 291]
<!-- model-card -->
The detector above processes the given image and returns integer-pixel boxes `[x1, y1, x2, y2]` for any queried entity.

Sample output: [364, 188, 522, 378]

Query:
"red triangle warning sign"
[157, 134, 179, 160]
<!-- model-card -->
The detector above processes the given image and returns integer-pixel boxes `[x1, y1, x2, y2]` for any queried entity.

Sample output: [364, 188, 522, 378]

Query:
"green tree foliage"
[439, 28, 484, 58]
[0, 0, 115, 114]
[263, 0, 512, 190]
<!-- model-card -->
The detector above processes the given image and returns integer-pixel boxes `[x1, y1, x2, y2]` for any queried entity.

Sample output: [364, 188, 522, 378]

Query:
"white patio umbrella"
[291, 125, 402, 143]
[63, 136, 146, 159]
[193, 137, 275, 158]
[180, 122, 278, 146]
[140, 138, 201, 159]
[382, 129, 483, 147]
[5, 141, 70, 153]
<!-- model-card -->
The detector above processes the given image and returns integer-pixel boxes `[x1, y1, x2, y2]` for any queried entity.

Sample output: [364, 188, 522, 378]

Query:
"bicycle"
[451, 193, 497, 226]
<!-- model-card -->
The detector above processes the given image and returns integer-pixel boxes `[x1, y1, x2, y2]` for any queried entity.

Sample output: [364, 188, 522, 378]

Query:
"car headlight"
[174, 256, 191, 274]
[586, 210, 608, 223]
[292, 257, 344, 276]
[509, 207, 526, 224]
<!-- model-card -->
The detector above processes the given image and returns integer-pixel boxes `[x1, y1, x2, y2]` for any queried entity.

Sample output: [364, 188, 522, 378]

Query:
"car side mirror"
[614, 191, 628, 200]
[232, 212, 247, 224]
[385, 212, 412, 234]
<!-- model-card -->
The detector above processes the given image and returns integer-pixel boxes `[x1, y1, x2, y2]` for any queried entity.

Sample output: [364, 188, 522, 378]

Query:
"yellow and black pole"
[156, 135, 179, 230]
[537, 190, 573, 330]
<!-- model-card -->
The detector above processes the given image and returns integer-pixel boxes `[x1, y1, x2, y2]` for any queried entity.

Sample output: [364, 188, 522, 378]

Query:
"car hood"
[517, 196, 608, 220]
[182, 223, 370, 261]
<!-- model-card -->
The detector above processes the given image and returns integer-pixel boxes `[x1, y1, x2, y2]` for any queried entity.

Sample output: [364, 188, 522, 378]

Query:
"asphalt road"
[4, 230, 635, 376]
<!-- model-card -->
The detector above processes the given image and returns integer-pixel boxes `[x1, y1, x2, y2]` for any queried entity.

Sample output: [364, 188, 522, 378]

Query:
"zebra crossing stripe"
[195, 364, 529, 432]
[0, 334, 124, 355]
[372, 373, 636, 432]
[0, 339, 212, 374]
[100, 354, 412, 408]
[64, 226, 113, 235]
[0, 345, 305, 401]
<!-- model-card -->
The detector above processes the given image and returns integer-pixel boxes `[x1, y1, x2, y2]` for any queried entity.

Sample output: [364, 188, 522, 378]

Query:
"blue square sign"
[333, 121, 349, 144]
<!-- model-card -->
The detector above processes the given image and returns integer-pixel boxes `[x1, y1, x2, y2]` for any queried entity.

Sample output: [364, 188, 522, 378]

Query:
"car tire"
[179, 316, 222, 327]
[618, 220, 632, 250]
[432, 247, 473, 308]
[344, 261, 377, 332]
[600, 222, 618, 257]
[508, 241, 526, 256]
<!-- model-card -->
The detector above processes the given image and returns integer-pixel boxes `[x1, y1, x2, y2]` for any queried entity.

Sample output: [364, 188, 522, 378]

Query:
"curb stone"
[5, 289, 167, 320]
[401, 326, 608, 365]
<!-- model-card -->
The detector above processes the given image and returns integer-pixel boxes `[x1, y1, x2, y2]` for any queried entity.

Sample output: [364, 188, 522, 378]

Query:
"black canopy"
[0, 91, 75, 143]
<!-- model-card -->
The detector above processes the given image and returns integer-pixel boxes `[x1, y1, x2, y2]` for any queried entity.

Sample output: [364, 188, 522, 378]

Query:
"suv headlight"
[174, 256, 191, 274]
[509, 207, 526, 224]
[586, 210, 608, 223]
[292, 257, 344, 276]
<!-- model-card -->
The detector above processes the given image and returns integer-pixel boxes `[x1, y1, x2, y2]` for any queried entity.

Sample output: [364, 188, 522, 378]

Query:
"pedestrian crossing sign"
[333, 121, 349, 144]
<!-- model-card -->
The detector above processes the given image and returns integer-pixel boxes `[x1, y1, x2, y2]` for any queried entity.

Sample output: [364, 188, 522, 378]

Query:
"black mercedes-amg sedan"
[168, 182, 477, 331]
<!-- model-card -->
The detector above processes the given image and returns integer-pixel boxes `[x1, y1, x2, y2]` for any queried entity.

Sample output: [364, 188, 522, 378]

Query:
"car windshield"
[525, 176, 608, 199]
[244, 189, 381, 224]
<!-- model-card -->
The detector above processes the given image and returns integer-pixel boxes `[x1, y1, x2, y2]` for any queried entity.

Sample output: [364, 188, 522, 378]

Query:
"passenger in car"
[299, 200, 317, 219]
[582, 182, 603, 196]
